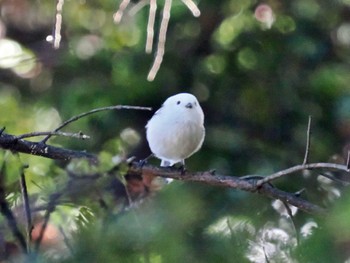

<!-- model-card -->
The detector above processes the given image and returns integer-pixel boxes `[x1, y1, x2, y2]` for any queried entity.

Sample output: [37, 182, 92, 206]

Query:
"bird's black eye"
[177, 101, 181, 105]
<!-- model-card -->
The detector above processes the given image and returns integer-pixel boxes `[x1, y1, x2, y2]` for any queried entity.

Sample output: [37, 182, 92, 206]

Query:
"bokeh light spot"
[336, 23, 350, 46]
[0, 38, 38, 78]
[75, 35, 104, 59]
[275, 15, 296, 34]
[34, 107, 61, 131]
[120, 127, 141, 147]
[13, 49, 38, 78]
[237, 47, 257, 70]
[204, 55, 226, 74]
[254, 4, 275, 29]
[292, 0, 320, 19]
[78, 8, 106, 31]
[214, 12, 253, 47]
[0, 38, 23, 68]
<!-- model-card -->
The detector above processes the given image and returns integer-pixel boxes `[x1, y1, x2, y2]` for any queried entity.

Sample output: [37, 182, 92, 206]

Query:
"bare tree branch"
[3, 118, 349, 217]
[127, 162, 328, 215]
[2, 125, 346, 215]
[0, 132, 97, 161]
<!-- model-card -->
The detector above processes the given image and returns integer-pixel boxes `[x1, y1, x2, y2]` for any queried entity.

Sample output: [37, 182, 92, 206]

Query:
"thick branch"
[128, 162, 327, 215]
[0, 132, 97, 162]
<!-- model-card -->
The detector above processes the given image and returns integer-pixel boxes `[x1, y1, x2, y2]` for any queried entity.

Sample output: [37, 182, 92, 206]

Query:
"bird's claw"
[179, 165, 186, 175]
[209, 169, 216, 175]
[138, 154, 154, 168]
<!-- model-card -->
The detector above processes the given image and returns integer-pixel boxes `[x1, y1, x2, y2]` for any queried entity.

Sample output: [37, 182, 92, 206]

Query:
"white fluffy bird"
[146, 93, 205, 167]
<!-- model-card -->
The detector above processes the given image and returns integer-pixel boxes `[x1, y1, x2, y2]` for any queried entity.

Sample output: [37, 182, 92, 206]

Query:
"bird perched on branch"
[146, 93, 205, 167]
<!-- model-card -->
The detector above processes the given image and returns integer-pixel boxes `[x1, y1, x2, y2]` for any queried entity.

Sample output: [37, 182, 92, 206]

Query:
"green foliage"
[1, 0, 350, 261]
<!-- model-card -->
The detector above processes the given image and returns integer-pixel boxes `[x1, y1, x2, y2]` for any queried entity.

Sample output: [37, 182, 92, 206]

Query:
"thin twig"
[303, 115, 312, 165]
[59, 226, 74, 255]
[16, 131, 90, 140]
[114, 0, 131, 23]
[147, 0, 172, 81]
[129, 0, 149, 16]
[47, 0, 64, 49]
[114, 0, 201, 81]
[262, 246, 271, 263]
[145, 0, 157, 54]
[34, 192, 62, 252]
[294, 188, 305, 197]
[318, 172, 350, 186]
[19, 165, 32, 253]
[0, 163, 27, 253]
[256, 162, 350, 187]
[181, 0, 201, 17]
[41, 105, 152, 144]
[282, 201, 299, 245]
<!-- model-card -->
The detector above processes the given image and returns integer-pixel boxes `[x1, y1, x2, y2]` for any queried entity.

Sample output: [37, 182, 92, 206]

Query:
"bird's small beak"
[185, 102, 193, 109]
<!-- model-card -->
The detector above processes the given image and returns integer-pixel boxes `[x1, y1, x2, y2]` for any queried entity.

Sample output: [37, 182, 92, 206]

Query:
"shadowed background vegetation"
[1, 0, 350, 262]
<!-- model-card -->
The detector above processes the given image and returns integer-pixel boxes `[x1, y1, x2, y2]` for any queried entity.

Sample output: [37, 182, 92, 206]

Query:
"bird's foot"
[178, 164, 187, 175]
[138, 154, 154, 167]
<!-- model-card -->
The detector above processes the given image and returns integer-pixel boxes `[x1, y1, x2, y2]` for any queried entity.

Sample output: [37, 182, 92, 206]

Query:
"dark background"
[1, 0, 350, 262]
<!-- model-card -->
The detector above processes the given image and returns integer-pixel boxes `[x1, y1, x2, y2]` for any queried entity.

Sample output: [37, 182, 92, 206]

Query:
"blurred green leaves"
[1, 0, 350, 261]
